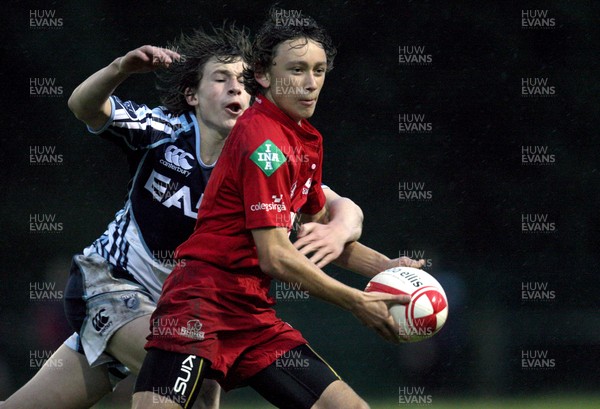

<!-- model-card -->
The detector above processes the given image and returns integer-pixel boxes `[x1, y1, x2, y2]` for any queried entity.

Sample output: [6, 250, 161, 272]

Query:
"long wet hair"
[156, 23, 251, 115]
[242, 7, 337, 97]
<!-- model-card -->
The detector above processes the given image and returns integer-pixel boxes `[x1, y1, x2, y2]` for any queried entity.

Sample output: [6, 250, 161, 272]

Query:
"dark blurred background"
[1, 0, 599, 406]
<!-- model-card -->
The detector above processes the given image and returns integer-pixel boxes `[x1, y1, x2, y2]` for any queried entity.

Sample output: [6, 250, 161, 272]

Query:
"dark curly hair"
[243, 7, 337, 96]
[156, 24, 251, 115]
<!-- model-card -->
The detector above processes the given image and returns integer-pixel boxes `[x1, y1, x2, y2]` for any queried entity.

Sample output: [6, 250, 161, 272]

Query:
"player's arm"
[333, 241, 425, 278]
[252, 226, 408, 343]
[321, 187, 363, 241]
[294, 189, 423, 274]
[68, 45, 180, 130]
[294, 188, 363, 268]
[296, 212, 425, 277]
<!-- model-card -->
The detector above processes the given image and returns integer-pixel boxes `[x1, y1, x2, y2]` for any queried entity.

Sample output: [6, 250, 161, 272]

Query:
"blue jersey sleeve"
[88, 96, 177, 150]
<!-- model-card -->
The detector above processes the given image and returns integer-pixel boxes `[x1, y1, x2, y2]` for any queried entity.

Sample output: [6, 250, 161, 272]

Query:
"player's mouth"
[224, 102, 244, 116]
[298, 98, 317, 107]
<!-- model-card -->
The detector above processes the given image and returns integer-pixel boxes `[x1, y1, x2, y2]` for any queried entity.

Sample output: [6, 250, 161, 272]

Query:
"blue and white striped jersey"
[82, 96, 213, 301]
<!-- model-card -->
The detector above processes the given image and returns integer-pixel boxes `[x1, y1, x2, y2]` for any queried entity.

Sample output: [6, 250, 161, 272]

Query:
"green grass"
[369, 394, 600, 409]
[93, 394, 600, 408]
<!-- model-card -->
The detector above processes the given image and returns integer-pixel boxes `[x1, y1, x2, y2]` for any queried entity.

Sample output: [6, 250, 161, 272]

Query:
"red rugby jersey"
[175, 95, 326, 272]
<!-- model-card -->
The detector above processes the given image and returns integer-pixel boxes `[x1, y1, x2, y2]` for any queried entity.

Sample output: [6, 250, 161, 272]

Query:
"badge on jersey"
[250, 140, 286, 176]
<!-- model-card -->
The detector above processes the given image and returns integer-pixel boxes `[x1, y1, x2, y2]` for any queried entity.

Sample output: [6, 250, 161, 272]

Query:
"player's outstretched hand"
[294, 222, 349, 268]
[349, 291, 410, 344]
[117, 45, 181, 75]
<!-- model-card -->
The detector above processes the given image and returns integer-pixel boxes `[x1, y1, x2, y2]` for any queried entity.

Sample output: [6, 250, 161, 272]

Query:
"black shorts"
[135, 344, 341, 409]
[248, 344, 341, 409]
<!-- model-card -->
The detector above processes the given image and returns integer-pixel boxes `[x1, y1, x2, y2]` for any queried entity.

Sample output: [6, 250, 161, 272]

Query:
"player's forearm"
[325, 196, 363, 243]
[322, 189, 363, 243]
[333, 241, 393, 278]
[255, 230, 360, 310]
[68, 58, 129, 124]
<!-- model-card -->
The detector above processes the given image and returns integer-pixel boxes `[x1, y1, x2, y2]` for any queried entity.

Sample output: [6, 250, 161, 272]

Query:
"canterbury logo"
[92, 308, 110, 332]
[164, 145, 193, 170]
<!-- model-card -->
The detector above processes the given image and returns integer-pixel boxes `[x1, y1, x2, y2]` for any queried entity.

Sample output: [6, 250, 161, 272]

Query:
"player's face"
[189, 57, 250, 136]
[261, 38, 327, 124]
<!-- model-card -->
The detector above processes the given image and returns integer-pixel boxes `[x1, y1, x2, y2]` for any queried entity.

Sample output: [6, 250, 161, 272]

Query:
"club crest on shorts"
[179, 319, 205, 340]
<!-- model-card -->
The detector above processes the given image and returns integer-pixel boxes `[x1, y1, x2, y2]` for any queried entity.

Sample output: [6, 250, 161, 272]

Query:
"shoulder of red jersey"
[229, 103, 289, 153]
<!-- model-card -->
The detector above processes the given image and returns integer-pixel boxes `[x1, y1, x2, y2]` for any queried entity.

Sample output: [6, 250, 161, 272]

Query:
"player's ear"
[255, 69, 270, 89]
[184, 87, 198, 106]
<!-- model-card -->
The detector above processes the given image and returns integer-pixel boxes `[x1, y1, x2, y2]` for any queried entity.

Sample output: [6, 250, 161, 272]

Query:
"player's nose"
[228, 79, 243, 95]
[304, 72, 318, 92]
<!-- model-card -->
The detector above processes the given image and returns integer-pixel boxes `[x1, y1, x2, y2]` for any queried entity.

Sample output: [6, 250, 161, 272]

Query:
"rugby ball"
[365, 267, 448, 342]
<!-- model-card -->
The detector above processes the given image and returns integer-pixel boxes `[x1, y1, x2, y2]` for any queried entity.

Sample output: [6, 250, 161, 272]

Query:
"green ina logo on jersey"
[250, 140, 286, 176]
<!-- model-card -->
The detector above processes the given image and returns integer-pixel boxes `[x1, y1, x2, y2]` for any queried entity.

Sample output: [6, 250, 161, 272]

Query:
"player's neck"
[197, 121, 228, 166]
[263, 91, 302, 126]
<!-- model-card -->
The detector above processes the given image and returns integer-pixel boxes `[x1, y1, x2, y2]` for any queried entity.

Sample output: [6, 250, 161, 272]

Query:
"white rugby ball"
[365, 267, 448, 342]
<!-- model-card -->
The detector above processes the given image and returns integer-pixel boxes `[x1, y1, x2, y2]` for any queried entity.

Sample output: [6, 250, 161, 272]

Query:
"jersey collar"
[253, 95, 321, 143]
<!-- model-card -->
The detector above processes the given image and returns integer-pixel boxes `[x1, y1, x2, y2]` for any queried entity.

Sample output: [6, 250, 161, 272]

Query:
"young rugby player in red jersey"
[132, 10, 413, 409]
[1, 24, 422, 409]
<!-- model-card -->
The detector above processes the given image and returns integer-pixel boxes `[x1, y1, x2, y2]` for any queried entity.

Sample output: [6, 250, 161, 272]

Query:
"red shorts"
[146, 260, 307, 391]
